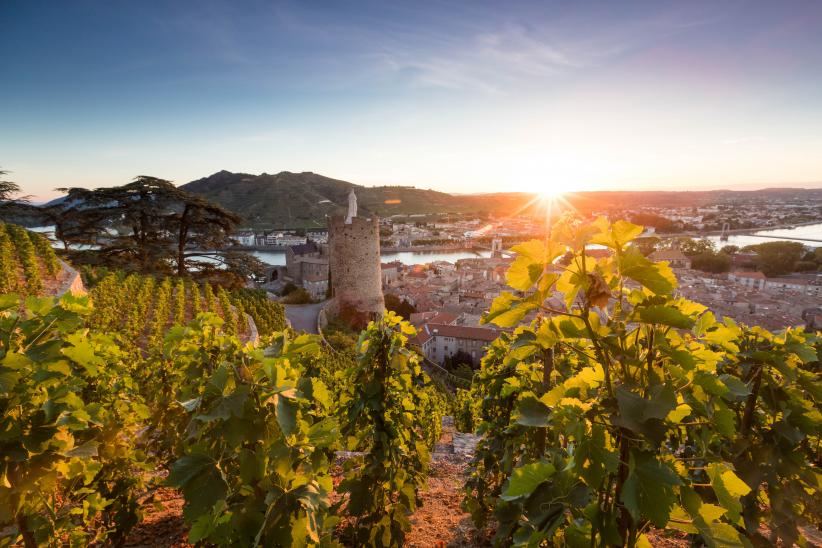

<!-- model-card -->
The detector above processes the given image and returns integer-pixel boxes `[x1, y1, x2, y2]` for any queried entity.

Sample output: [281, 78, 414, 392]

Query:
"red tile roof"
[427, 323, 500, 342]
[732, 271, 766, 279]
[650, 249, 689, 261]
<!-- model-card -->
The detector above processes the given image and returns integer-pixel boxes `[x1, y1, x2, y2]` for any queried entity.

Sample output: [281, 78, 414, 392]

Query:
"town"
[250, 194, 822, 376]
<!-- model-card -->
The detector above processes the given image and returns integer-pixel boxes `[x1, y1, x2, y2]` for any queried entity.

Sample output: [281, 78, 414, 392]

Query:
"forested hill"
[180, 170, 822, 228]
[179, 170, 464, 228]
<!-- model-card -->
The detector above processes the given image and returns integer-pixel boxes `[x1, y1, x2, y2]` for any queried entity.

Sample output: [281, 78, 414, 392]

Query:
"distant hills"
[180, 171, 476, 228]
[179, 171, 822, 229]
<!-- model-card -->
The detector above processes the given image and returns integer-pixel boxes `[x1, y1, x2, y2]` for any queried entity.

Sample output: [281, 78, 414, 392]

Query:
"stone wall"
[56, 260, 86, 297]
[328, 215, 384, 327]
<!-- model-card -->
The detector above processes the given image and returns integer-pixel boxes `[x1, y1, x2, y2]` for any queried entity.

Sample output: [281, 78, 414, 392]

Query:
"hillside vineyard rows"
[0, 222, 60, 296]
[88, 273, 287, 352]
[0, 220, 820, 547]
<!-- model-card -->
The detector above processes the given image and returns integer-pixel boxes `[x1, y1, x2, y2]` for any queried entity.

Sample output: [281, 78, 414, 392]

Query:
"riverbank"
[381, 245, 482, 253]
[237, 244, 484, 253]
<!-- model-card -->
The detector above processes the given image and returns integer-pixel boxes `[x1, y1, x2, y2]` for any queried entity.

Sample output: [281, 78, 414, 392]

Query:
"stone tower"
[491, 236, 503, 258]
[328, 192, 384, 327]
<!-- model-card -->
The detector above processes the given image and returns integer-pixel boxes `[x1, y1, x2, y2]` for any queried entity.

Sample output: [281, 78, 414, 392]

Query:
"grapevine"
[6, 223, 42, 294]
[0, 294, 150, 546]
[163, 319, 340, 545]
[336, 312, 437, 547]
[462, 217, 822, 546]
[27, 230, 60, 277]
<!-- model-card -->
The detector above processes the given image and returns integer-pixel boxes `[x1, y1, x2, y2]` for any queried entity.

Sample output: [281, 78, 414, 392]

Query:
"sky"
[2, 0, 822, 200]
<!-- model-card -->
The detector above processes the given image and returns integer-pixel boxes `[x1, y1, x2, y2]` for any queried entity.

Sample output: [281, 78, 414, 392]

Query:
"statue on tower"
[345, 188, 358, 224]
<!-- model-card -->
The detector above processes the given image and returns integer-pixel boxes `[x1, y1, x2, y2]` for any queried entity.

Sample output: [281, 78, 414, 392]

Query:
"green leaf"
[712, 403, 736, 437]
[0, 369, 21, 392]
[510, 240, 541, 260]
[719, 375, 750, 399]
[61, 332, 103, 375]
[483, 291, 537, 327]
[501, 461, 556, 501]
[62, 441, 98, 458]
[621, 451, 681, 527]
[0, 293, 19, 310]
[591, 219, 644, 249]
[619, 247, 677, 295]
[635, 305, 695, 329]
[706, 463, 751, 524]
[276, 394, 298, 437]
[614, 385, 676, 443]
[307, 418, 339, 449]
[667, 403, 692, 424]
[167, 453, 228, 521]
[514, 395, 551, 427]
[506, 255, 544, 291]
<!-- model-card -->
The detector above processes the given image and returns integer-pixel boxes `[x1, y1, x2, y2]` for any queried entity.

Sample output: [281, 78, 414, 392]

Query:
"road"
[283, 301, 326, 334]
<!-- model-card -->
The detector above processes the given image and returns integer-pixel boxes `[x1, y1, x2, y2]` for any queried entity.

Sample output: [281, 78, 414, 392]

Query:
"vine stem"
[534, 345, 554, 457]
[615, 431, 633, 546]
[740, 363, 763, 437]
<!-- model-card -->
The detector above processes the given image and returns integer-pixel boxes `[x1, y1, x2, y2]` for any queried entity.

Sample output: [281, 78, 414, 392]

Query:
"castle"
[327, 189, 385, 327]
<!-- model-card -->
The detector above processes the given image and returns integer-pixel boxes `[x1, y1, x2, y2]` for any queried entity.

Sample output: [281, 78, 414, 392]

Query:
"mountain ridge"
[178, 170, 822, 228]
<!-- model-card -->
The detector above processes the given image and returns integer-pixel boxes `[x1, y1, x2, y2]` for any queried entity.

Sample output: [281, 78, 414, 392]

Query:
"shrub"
[281, 287, 312, 304]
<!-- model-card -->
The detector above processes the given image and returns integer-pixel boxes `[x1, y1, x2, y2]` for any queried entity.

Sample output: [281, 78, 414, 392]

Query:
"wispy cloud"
[346, 4, 729, 94]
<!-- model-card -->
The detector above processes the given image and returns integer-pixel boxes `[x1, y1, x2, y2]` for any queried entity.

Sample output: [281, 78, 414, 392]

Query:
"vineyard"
[87, 273, 287, 352]
[0, 222, 62, 296]
[0, 218, 820, 547]
[0, 227, 445, 547]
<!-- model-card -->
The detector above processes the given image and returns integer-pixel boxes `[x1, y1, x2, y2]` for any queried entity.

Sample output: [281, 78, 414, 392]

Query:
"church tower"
[328, 190, 385, 327]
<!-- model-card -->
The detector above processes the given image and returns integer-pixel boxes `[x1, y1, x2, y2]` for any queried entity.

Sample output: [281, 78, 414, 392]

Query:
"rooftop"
[427, 322, 501, 342]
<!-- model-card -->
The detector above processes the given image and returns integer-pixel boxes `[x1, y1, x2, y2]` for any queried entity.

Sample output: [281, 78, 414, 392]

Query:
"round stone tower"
[328, 205, 384, 327]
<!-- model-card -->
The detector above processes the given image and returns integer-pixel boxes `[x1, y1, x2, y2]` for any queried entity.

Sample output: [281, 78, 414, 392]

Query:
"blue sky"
[2, 0, 822, 199]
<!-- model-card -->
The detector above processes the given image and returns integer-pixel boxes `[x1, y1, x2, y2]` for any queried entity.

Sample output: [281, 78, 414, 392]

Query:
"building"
[233, 232, 256, 246]
[650, 248, 692, 269]
[764, 276, 822, 297]
[328, 190, 385, 326]
[307, 230, 329, 244]
[412, 322, 501, 366]
[728, 271, 767, 291]
[284, 242, 329, 299]
[266, 232, 307, 247]
[381, 262, 401, 287]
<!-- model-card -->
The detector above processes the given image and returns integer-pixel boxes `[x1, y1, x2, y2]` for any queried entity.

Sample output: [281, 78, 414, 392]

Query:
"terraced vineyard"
[88, 273, 287, 352]
[229, 287, 287, 338]
[0, 222, 62, 296]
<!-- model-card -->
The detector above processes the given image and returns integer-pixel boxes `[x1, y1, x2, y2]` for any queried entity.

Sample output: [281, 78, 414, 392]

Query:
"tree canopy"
[48, 176, 260, 281]
[676, 237, 716, 257]
[745, 241, 805, 276]
[0, 169, 22, 203]
[384, 293, 417, 319]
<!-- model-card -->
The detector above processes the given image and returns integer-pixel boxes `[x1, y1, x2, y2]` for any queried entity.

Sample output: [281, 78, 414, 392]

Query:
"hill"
[179, 170, 822, 228]
[180, 171, 467, 228]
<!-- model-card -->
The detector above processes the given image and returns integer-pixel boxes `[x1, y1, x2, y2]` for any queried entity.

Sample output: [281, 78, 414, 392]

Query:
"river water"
[32, 221, 822, 267]
[252, 249, 492, 266]
[704, 222, 822, 248]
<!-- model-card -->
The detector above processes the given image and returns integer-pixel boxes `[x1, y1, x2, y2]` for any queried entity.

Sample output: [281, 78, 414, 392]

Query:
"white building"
[728, 271, 767, 291]
[412, 322, 501, 366]
[233, 232, 256, 246]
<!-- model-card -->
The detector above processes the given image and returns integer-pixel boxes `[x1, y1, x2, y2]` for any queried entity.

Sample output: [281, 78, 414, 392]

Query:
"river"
[252, 249, 492, 266]
[704, 222, 822, 248]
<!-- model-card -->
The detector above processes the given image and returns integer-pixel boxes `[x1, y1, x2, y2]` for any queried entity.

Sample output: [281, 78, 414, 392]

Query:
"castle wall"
[328, 215, 384, 326]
